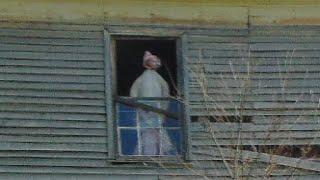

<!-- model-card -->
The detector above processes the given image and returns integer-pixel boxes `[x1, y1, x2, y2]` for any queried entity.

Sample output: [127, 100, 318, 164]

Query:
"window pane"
[118, 104, 135, 112]
[140, 129, 160, 155]
[137, 100, 161, 128]
[166, 100, 181, 114]
[118, 111, 136, 127]
[117, 98, 184, 157]
[120, 129, 138, 155]
[162, 129, 182, 155]
[118, 104, 136, 127]
[163, 117, 180, 127]
[138, 110, 161, 128]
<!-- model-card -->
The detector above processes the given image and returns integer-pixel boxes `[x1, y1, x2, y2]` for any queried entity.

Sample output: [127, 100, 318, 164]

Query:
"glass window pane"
[118, 104, 135, 112]
[117, 98, 184, 157]
[166, 100, 180, 114]
[163, 117, 181, 127]
[138, 110, 161, 128]
[162, 129, 182, 155]
[120, 129, 138, 155]
[118, 111, 136, 127]
[140, 129, 160, 155]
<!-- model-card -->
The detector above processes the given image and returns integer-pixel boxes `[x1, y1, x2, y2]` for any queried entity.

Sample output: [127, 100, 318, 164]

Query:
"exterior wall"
[0, 0, 320, 26]
[0, 0, 320, 179]
[1, 20, 319, 180]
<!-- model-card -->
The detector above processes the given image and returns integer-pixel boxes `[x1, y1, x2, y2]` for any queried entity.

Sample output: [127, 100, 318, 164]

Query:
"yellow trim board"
[0, 0, 319, 25]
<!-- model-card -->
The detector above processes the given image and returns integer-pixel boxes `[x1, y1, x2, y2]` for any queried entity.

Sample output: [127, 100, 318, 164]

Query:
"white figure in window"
[130, 51, 174, 155]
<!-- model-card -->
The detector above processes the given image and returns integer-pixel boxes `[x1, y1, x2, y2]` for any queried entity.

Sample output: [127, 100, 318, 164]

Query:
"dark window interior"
[237, 145, 320, 159]
[115, 39, 177, 96]
[191, 116, 253, 123]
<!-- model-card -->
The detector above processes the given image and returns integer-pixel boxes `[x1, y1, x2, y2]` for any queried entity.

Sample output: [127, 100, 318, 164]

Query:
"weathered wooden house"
[1, 0, 320, 179]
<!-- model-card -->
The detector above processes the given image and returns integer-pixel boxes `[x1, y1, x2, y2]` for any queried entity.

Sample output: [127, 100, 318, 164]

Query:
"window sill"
[109, 156, 192, 167]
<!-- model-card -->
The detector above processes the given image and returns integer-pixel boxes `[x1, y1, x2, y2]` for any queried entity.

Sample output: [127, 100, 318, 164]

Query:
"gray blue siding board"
[0, 44, 104, 53]
[0, 143, 106, 153]
[0, 89, 105, 99]
[0, 29, 103, 38]
[0, 59, 104, 68]
[0, 135, 106, 143]
[0, 82, 104, 91]
[0, 119, 106, 128]
[0, 36, 103, 46]
[0, 96, 105, 106]
[0, 112, 106, 121]
[0, 51, 103, 60]
[0, 127, 106, 136]
[0, 74, 104, 84]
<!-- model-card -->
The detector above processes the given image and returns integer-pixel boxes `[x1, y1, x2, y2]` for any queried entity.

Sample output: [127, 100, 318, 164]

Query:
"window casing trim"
[104, 27, 191, 161]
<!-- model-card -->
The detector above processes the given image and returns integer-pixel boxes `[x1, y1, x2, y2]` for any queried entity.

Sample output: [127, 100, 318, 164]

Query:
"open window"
[105, 32, 188, 161]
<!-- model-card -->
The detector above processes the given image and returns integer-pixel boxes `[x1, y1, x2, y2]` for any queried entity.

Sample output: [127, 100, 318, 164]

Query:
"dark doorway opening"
[115, 38, 177, 96]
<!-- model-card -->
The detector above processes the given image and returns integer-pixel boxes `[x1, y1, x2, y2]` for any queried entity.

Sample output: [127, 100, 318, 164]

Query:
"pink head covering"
[143, 51, 161, 68]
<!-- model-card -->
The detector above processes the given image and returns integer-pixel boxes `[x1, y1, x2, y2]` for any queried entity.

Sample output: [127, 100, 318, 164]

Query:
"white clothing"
[130, 69, 174, 155]
[130, 69, 169, 97]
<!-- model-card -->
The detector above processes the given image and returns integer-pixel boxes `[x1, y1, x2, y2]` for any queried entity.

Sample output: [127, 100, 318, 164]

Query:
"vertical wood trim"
[104, 29, 115, 159]
[181, 33, 192, 161]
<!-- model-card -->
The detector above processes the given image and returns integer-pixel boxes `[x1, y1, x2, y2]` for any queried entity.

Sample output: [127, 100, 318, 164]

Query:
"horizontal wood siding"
[187, 28, 251, 115]
[187, 25, 320, 150]
[0, 22, 108, 168]
[248, 26, 320, 145]
[1, 22, 319, 179]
